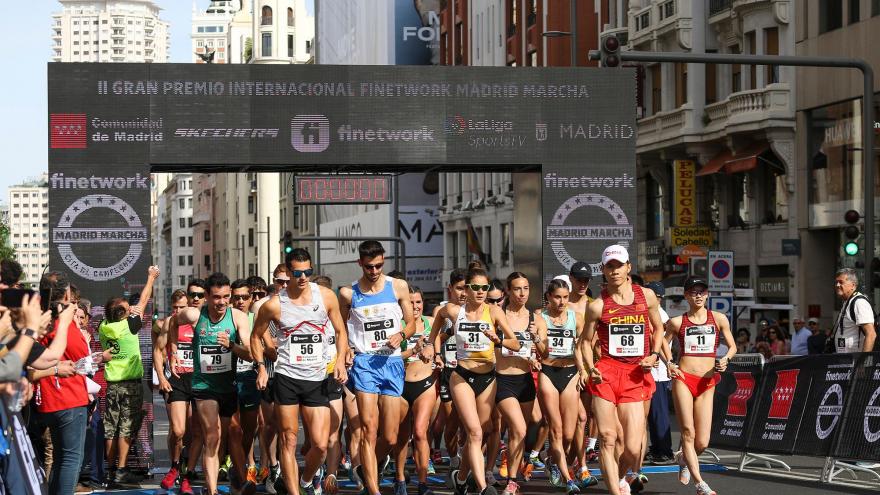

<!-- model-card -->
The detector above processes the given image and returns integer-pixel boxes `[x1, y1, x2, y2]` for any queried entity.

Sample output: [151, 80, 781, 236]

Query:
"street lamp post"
[541, 0, 579, 67]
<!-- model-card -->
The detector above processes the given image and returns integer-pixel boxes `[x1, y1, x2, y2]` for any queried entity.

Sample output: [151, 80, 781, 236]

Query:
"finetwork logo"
[291, 115, 330, 152]
[50, 114, 87, 149]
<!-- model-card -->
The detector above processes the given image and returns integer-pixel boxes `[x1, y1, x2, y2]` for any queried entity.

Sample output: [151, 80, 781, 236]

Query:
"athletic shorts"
[236, 371, 261, 412]
[402, 374, 438, 406]
[439, 368, 453, 403]
[674, 370, 720, 398]
[541, 364, 578, 394]
[273, 373, 329, 408]
[453, 366, 496, 397]
[104, 380, 144, 439]
[164, 372, 193, 404]
[193, 388, 238, 418]
[351, 354, 404, 397]
[325, 375, 344, 402]
[261, 376, 275, 403]
[495, 373, 536, 404]
[587, 359, 654, 405]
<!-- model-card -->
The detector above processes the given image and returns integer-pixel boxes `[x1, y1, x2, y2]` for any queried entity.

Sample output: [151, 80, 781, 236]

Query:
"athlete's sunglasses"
[487, 296, 505, 304]
[188, 291, 205, 300]
[291, 269, 314, 278]
[467, 284, 491, 292]
[274, 278, 290, 286]
[363, 262, 384, 271]
[231, 294, 251, 302]
[251, 291, 267, 299]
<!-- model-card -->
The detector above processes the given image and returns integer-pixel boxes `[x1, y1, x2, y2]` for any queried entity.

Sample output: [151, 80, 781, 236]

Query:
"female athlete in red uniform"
[665, 277, 735, 495]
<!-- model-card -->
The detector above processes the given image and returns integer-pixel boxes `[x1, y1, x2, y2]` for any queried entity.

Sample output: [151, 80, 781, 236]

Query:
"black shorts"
[439, 368, 453, 403]
[273, 373, 329, 408]
[192, 388, 238, 418]
[325, 375, 343, 402]
[495, 373, 536, 404]
[164, 372, 193, 404]
[453, 366, 496, 397]
[261, 376, 275, 403]
[541, 364, 578, 393]
[402, 375, 437, 406]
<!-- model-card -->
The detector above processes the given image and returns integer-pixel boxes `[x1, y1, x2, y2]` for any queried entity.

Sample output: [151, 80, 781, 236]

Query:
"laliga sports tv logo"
[726, 372, 755, 417]
[53, 194, 146, 281]
[547, 193, 633, 273]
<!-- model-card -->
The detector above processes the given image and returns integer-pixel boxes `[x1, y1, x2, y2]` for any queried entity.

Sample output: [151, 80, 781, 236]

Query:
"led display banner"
[294, 175, 392, 204]
[48, 63, 637, 305]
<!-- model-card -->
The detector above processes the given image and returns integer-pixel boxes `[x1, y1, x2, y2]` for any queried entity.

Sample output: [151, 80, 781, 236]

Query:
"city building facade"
[192, 0, 238, 64]
[156, 174, 194, 314]
[7, 175, 49, 287]
[51, 0, 170, 63]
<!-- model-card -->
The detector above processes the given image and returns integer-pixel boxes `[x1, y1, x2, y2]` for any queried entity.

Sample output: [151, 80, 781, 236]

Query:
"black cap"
[569, 262, 592, 280]
[646, 281, 665, 297]
[684, 277, 708, 291]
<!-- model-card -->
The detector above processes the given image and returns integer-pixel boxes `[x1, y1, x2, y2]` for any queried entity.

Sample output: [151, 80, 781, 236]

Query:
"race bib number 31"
[364, 319, 397, 351]
[684, 325, 716, 354]
[199, 345, 232, 374]
[608, 324, 645, 357]
[459, 322, 491, 352]
[289, 333, 323, 364]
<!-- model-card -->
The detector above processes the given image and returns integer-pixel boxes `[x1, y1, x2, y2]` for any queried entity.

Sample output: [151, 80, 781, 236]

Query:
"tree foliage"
[0, 221, 15, 261]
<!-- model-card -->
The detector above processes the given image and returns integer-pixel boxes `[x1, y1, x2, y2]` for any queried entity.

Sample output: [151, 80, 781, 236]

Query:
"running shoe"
[313, 466, 325, 495]
[480, 486, 498, 495]
[498, 450, 509, 479]
[113, 468, 141, 485]
[393, 480, 408, 495]
[179, 477, 195, 495]
[242, 480, 257, 495]
[431, 449, 443, 465]
[626, 472, 645, 493]
[485, 470, 499, 487]
[528, 453, 546, 470]
[566, 479, 581, 494]
[577, 468, 598, 489]
[342, 455, 352, 473]
[323, 474, 339, 495]
[519, 461, 534, 481]
[450, 469, 469, 495]
[220, 455, 232, 481]
[257, 465, 271, 484]
[266, 464, 281, 495]
[617, 478, 631, 495]
[447, 469, 459, 490]
[450, 454, 462, 470]
[383, 455, 393, 476]
[427, 459, 436, 475]
[501, 480, 520, 495]
[160, 466, 179, 490]
[676, 451, 691, 486]
[300, 481, 317, 495]
[247, 465, 259, 484]
[586, 450, 599, 464]
[418, 481, 434, 495]
[548, 465, 563, 487]
[695, 481, 717, 495]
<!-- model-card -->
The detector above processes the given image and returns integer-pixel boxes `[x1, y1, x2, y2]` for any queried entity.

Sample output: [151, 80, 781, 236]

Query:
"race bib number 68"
[608, 324, 645, 357]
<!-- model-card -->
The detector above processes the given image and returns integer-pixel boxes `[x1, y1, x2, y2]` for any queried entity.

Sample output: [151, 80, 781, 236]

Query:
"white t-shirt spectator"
[651, 307, 671, 382]
[837, 293, 874, 353]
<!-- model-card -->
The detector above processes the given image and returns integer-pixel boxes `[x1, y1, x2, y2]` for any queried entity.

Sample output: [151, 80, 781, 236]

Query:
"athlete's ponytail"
[466, 260, 488, 283]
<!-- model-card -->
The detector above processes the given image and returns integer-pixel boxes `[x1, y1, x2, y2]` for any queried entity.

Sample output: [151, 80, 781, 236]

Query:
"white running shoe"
[695, 481, 716, 495]
[676, 451, 691, 486]
[618, 478, 631, 495]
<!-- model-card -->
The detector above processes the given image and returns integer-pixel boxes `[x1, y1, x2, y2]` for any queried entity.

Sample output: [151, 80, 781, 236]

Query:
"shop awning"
[696, 150, 733, 176]
[724, 143, 770, 174]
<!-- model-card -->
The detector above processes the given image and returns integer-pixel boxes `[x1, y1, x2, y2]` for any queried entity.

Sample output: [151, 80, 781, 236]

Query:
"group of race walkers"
[151, 240, 736, 495]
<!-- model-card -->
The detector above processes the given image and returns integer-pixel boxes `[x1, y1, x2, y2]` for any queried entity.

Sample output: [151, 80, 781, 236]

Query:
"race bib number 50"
[199, 345, 232, 374]
[176, 342, 194, 369]
[609, 324, 645, 357]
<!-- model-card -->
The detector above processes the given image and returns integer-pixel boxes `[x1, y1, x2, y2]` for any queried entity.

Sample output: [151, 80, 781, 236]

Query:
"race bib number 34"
[289, 333, 323, 364]
[199, 345, 232, 374]
[684, 325, 716, 354]
[364, 319, 397, 350]
[547, 328, 575, 358]
[609, 324, 645, 357]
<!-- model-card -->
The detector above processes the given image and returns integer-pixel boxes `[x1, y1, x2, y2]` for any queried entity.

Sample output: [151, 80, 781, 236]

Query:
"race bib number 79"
[199, 345, 232, 374]
[608, 324, 645, 357]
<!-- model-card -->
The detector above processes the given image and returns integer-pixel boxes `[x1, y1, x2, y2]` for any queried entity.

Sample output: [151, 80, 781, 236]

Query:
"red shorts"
[588, 359, 655, 405]
[674, 370, 720, 398]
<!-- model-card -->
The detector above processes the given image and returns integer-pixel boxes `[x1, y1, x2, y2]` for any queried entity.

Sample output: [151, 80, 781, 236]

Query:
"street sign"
[709, 295, 735, 326]
[708, 250, 734, 292]
[670, 226, 713, 251]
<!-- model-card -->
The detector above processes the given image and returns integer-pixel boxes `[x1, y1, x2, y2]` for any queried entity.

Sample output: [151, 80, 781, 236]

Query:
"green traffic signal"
[844, 241, 859, 256]
[284, 246, 293, 254]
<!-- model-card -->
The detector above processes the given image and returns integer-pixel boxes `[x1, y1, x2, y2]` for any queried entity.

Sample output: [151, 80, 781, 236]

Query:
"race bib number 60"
[609, 324, 645, 357]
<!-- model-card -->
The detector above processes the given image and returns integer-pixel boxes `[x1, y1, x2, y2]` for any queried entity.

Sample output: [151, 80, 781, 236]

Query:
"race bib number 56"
[289, 333, 323, 364]
[609, 324, 645, 357]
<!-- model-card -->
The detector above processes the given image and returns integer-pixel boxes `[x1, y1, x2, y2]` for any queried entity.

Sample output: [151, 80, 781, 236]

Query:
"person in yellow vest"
[99, 265, 159, 486]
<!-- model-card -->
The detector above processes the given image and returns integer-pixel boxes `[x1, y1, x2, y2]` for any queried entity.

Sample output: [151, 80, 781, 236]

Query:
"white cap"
[552, 274, 572, 291]
[601, 244, 630, 265]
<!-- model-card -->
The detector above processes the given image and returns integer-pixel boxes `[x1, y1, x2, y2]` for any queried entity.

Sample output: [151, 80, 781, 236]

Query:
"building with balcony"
[154, 174, 194, 314]
[192, 0, 237, 64]
[51, 0, 169, 63]
[604, 0, 797, 320]
[794, 0, 880, 329]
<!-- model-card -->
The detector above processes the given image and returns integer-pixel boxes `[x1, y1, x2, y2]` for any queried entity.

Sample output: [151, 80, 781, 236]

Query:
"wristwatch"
[253, 362, 265, 371]
[19, 328, 39, 340]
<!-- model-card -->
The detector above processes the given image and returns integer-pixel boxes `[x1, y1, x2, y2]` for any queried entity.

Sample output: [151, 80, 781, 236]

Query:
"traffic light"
[599, 33, 621, 68]
[282, 230, 293, 254]
[843, 209, 861, 256]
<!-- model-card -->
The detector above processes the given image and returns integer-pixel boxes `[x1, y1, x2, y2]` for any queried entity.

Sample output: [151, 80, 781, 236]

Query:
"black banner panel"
[790, 353, 858, 457]
[48, 63, 637, 306]
[832, 354, 880, 461]
[744, 356, 815, 454]
[710, 361, 763, 450]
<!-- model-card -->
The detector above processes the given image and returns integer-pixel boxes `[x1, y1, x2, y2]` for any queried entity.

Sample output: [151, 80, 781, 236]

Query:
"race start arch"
[48, 64, 637, 305]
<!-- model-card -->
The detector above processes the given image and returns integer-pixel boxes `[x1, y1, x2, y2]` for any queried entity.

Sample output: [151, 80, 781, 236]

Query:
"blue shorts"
[236, 371, 261, 412]
[351, 354, 405, 397]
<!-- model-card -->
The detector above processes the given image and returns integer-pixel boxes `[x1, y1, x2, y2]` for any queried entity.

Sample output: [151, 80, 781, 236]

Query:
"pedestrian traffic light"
[599, 33, 621, 68]
[282, 230, 293, 254]
[844, 209, 861, 256]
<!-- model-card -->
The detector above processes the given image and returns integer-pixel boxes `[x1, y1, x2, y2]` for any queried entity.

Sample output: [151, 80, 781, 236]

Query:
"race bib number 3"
[199, 345, 232, 374]
[608, 324, 645, 357]
[547, 328, 575, 358]
[459, 322, 491, 352]
[176, 342, 194, 369]
[502, 332, 532, 358]
[364, 319, 397, 351]
[684, 325, 716, 354]
[289, 333, 323, 364]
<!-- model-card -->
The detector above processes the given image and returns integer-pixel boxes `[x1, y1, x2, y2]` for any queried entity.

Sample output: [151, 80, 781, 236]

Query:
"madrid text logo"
[50, 114, 87, 149]
[53, 194, 146, 281]
[291, 115, 330, 152]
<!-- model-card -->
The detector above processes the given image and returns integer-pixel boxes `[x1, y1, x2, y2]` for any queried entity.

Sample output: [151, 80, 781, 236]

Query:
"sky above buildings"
[0, 0, 313, 204]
